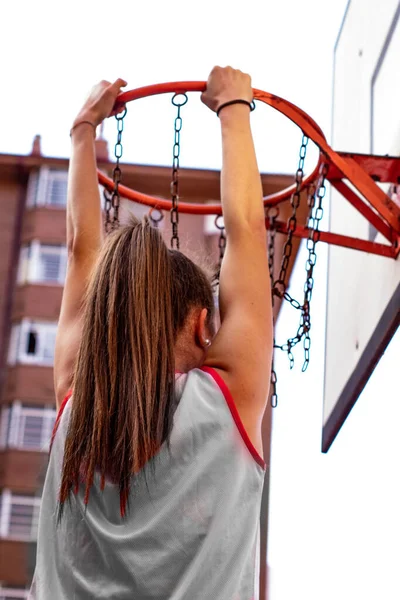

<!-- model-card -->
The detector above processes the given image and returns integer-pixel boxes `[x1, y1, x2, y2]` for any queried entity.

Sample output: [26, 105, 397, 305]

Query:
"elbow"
[249, 218, 267, 238]
[226, 217, 266, 241]
[67, 231, 102, 261]
[67, 236, 83, 260]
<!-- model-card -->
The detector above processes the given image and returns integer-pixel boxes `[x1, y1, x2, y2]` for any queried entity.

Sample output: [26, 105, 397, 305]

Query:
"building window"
[0, 588, 29, 599]
[8, 320, 58, 366]
[27, 167, 68, 208]
[47, 175, 68, 206]
[0, 403, 56, 451]
[18, 241, 67, 285]
[0, 490, 40, 541]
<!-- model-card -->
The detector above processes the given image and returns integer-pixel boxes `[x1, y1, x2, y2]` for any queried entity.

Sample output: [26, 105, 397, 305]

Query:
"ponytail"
[59, 216, 178, 519]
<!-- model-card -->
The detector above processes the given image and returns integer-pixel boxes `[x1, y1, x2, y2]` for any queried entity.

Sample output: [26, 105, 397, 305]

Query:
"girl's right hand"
[72, 78, 128, 130]
[201, 66, 253, 114]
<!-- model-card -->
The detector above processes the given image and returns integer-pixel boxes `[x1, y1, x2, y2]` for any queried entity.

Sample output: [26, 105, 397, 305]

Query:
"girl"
[30, 66, 273, 600]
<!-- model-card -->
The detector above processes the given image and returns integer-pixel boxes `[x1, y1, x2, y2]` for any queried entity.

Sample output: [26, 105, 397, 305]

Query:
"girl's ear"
[196, 308, 211, 348]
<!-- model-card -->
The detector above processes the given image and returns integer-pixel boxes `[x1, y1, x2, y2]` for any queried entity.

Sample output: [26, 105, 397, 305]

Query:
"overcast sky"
[3, 2, 399, 600]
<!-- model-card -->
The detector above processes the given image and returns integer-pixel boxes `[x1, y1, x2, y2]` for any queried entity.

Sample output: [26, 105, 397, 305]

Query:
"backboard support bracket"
[263, 152, 400, 259]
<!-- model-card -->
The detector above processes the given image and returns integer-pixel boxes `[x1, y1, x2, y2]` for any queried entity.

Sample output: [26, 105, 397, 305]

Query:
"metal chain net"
[266, 134, 329, 405]
[170, 93, 188, 250]
[104, 108, 127, 233]
[102, 102, 328, 408]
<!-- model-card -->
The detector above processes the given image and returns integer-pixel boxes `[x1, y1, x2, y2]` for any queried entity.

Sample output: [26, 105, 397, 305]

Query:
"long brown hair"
[58, 216, 214, 520]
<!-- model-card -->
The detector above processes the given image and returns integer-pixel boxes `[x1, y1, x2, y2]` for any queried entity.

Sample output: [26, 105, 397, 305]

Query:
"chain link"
[267, 205, 279, 407]
[266, 132, 329, 389]
[149, 207, 164, 228]
[170, 93, 188, 250]
[103, 187, 113, 232]
[104, 108, 127, 233]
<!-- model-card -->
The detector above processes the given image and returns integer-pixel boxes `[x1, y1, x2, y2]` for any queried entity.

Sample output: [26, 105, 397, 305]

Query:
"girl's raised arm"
[54, 79, 127, 409]
[203, 67, 273, 439]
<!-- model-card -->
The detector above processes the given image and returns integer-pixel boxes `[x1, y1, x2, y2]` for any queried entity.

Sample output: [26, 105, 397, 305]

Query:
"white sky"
[3, 1, 399, 599]
[0, 0, 342, 174]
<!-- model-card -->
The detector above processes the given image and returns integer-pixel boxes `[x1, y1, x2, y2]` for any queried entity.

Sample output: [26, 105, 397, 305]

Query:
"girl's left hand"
[72, 78, 128, 129]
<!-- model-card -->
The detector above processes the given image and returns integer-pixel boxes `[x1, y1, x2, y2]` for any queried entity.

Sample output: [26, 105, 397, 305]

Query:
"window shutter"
[25, 244, 67, 285]
[36, 167, 49, 207]
[8, 496, 40, 540]
[47, 172, 67, 207]
[41, 324, 57, 363]
[40, 249, 61, 282]
[17, 246, 30, 284]
[7, 325, 20, 365]
[8, 403, 21, 448]
[0, 408, 10, 449]
[20, 411, 44, 450]
[0, 489, 11, 538]
[26, 171, 39, 207]
[29, 241, 40, 283]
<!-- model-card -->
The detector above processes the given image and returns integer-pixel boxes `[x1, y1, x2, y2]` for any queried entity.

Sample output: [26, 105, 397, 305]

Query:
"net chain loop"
[149, 207, 164, 228]
[268, 141, 329, 387]
[170, 93, 188, 250]
[273, 134, 309, 305]
[213, 215, 226, 284]
[104, 108, 127, 233]
[266, 205, 279, 407]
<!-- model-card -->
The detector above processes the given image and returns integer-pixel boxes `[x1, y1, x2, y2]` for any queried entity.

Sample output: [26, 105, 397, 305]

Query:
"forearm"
[219, 105, 264, 236]
[67, 124, 103, 256]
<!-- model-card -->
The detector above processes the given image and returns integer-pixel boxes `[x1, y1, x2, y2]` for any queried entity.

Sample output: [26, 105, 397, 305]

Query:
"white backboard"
[323, 0, 400, 451]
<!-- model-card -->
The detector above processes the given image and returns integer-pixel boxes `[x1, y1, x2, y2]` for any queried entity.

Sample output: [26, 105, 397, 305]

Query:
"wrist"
[217, 99, 254, 117]
[70, 122, 97, 142]
[70, 117, 97, 139]
[218, 103, 251, 125]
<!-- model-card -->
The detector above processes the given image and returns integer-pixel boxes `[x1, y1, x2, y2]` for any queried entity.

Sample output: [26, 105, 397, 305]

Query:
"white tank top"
[30, 367, 266, 600]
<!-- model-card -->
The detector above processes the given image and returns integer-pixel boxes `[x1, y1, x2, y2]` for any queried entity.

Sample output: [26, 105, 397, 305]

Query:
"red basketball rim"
[97, 81, 327, 215]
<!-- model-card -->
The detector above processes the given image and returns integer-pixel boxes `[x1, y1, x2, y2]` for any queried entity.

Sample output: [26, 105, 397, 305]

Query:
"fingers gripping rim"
[98, 81, 328, 215]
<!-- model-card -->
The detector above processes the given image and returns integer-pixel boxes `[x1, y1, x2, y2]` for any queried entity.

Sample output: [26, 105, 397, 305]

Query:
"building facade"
[0, 135, 296, 598]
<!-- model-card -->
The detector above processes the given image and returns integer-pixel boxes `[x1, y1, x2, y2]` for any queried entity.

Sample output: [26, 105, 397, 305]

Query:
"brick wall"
[0, 176, 26, 361]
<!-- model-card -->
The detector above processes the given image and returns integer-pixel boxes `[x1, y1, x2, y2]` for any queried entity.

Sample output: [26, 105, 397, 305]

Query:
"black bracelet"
[216, 99, 256, 117]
